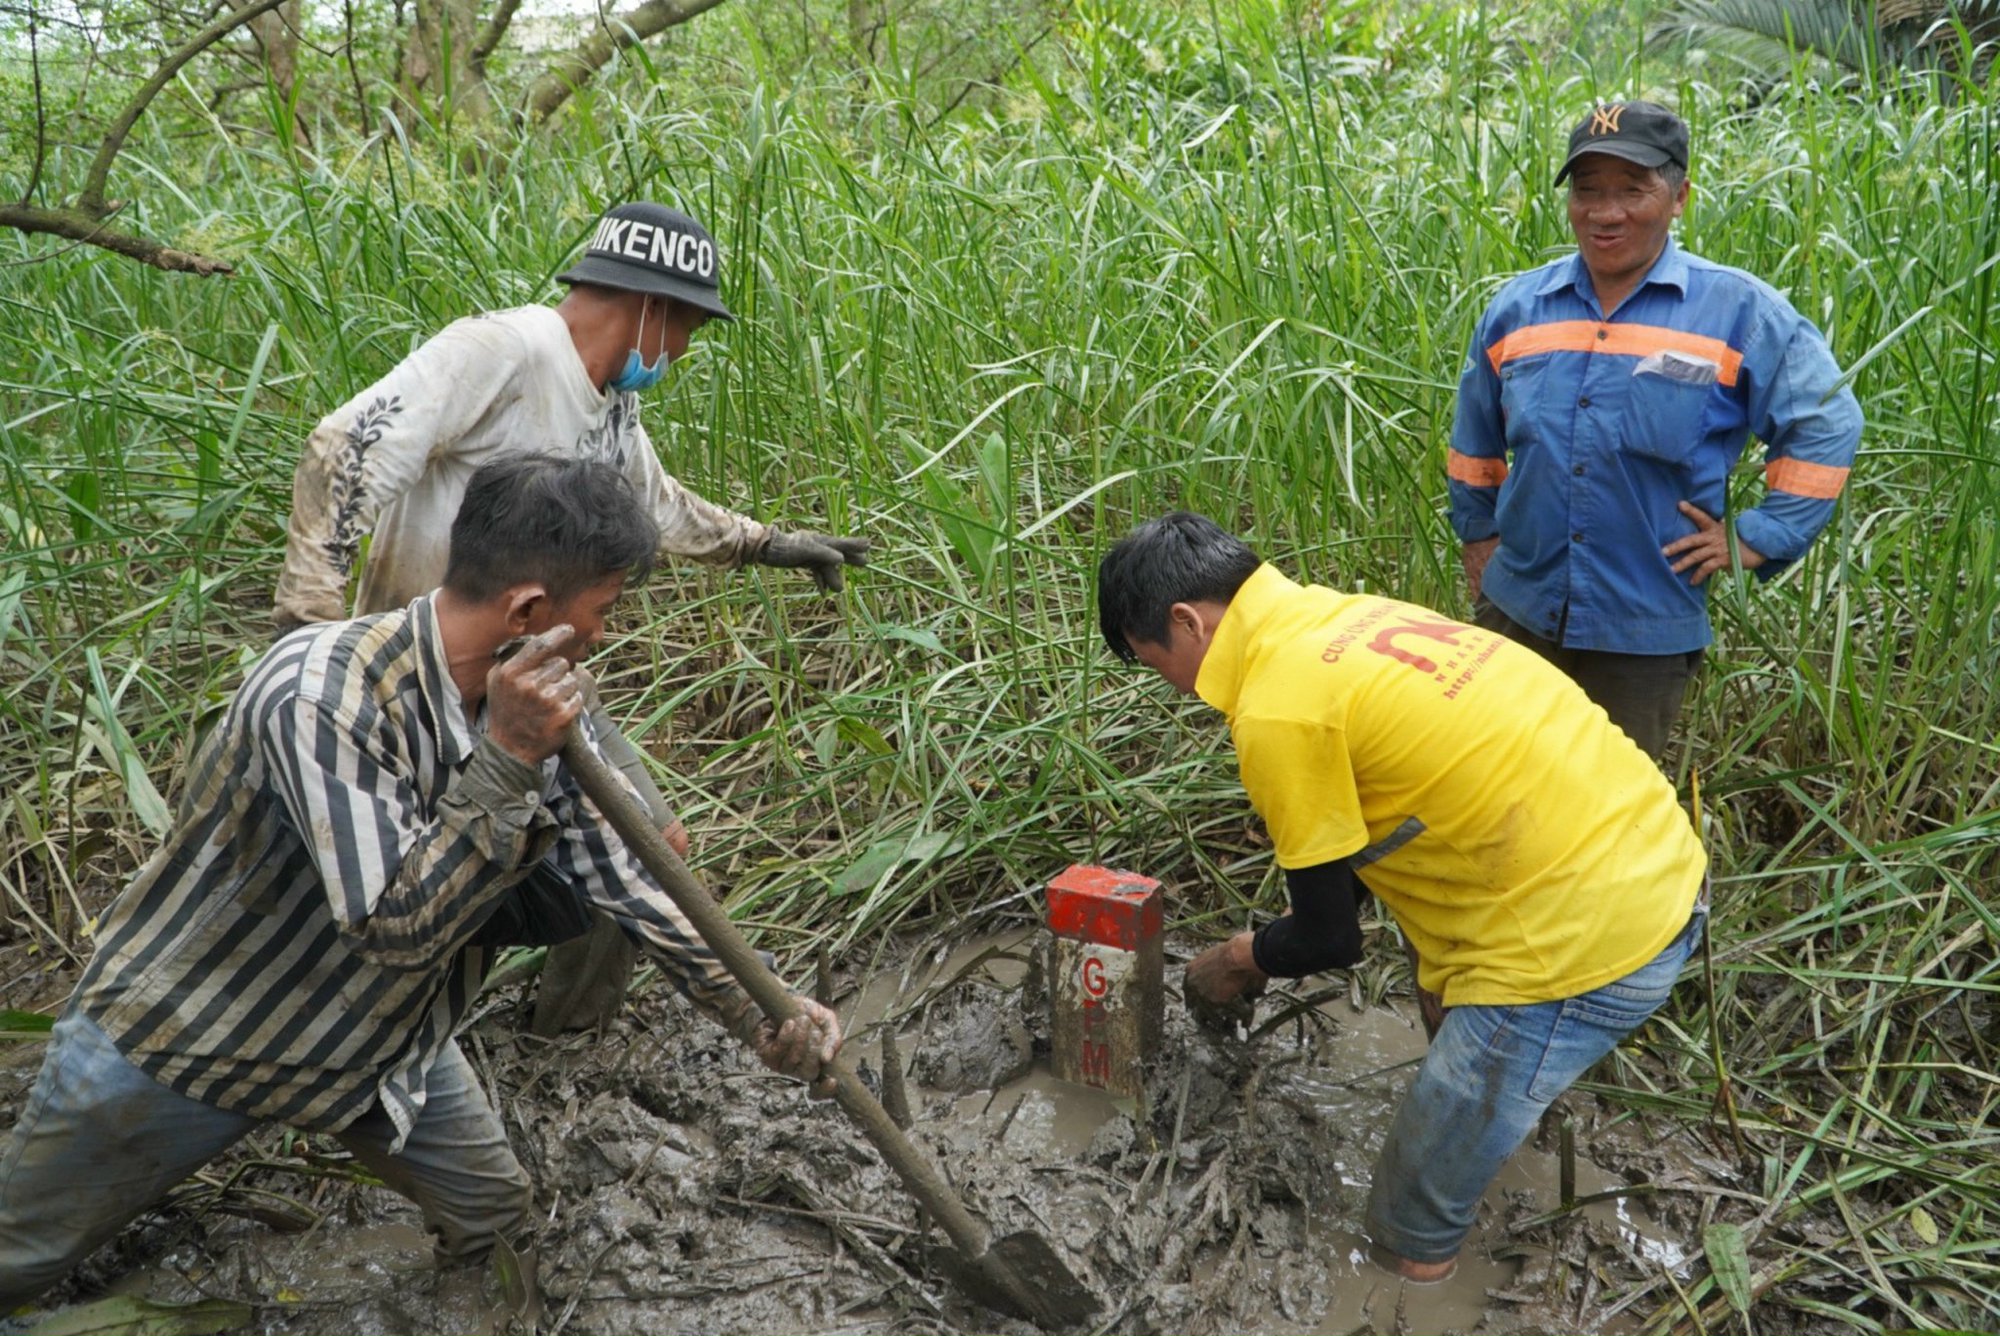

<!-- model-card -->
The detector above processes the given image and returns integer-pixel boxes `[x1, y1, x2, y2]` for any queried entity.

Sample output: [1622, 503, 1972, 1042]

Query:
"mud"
[2, 924, 1710, 1335]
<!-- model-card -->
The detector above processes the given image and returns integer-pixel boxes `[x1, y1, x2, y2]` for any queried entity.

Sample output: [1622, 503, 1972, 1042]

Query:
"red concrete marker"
[1047, 864, 1163, 1099]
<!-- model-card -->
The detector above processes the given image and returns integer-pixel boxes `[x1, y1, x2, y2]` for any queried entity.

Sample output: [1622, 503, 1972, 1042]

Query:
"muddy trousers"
[0, 1009, 532, 1310]
[1364, 910, 1704, 1264]
[532, 700, 670, 1036]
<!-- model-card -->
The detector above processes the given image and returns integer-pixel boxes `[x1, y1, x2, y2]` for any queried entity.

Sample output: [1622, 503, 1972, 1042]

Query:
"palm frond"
[1648, 0, 1882, 80]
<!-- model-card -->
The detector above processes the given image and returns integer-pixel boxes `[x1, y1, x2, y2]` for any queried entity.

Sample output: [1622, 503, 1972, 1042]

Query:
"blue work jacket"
[1448, 238, 1863, 654]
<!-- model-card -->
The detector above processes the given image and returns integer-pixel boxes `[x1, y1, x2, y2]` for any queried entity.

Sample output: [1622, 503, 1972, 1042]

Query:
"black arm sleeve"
[469, 862, 595, 948]
[1250, 860, 1369, 977]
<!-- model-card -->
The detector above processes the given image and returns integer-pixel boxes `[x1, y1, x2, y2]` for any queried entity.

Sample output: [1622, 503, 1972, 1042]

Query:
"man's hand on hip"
[1183, 931, 1268, 1036]
[755, 530, 872, 593]
[1461, 537, 1500, 604]
[1663, 501, 1768, 585]
[486, 626, 584, 767]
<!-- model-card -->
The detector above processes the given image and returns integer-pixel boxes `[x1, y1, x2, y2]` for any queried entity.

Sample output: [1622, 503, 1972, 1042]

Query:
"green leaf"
[22, 1296, 251, 1336]
[0, 570, 25, 655]
[84, 649, 173, 838]
[0, 1008, 56, 1039]
[974, 431, 1011, 519]
[904, 831, 962, 862]
[831, 831, 968, 895]
[489, 1233, 538, 1321]
[1703, 1220, 1754, 1316]
[1908, 1205, 1939, 1246]
[879, 624, 949, 656]
[835, 715, 895, 757]
[62, 471, 100, 546]
[176, 483, 251, 538]
[834, 839, 906, 895]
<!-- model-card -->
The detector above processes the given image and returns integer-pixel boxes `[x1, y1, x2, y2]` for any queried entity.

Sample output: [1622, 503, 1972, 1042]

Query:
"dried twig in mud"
[165, 1175, 320, 1234]
[744, 1168, 951, 1321]
[574, 1264, 827, 1303]
[1246, 983, 1348, 1041]
[546, 1238, 617, 1336]
[1654, 1255, 1711, 1336]
[718, 1192, 922, 1241]
[1189, 1216, 1258, 1324]
[1093, 1154, 1235, 1334]
[1691, 775, 1751, 1163]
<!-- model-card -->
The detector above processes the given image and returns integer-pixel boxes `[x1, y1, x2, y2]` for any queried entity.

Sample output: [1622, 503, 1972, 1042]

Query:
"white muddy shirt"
[275, 305, 768, 624]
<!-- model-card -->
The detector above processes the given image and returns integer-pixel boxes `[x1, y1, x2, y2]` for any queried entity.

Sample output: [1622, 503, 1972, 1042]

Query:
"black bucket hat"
[557, 202, 734, 321]
[1555, 100, 1690, 185]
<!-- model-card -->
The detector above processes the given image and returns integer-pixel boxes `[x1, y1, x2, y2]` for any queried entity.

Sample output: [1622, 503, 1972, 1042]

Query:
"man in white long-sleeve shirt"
[273, 202, 869, 1032]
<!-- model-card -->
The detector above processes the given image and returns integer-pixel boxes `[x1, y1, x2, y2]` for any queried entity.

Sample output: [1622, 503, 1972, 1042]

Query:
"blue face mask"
[607, 348, 667, 393]
[605, 298, 668, 393]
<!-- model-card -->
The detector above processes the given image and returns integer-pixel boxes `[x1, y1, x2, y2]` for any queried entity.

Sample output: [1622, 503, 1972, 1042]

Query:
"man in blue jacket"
[1448, 100, 1862, 760]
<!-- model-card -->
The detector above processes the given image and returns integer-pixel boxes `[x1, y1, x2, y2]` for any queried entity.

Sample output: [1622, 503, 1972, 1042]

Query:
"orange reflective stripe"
[1447, 449, 1508, 487]
[1766, 458, 1849, 499]
[1485, 321, 1743, 387]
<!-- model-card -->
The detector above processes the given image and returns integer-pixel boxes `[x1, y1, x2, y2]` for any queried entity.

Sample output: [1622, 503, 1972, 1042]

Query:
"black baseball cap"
[557, 202, 734, 321]
[1554, 100, 1689, 185]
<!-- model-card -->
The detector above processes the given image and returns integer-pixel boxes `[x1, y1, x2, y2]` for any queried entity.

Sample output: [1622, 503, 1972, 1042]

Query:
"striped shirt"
[76, 595, 753, 1150]
[1447, 237, 1863, 654]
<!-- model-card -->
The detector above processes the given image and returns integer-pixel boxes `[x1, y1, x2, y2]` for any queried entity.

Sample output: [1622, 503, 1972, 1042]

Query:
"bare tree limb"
[471, 0, 525, 74]
[0, 203, 235, 275]
[77, 0, 291, 213]
[23, 1, 49, 205]
[521, 0, 732, 125]
[927, 13, 1062, 129]
[342, 0, 372, 134]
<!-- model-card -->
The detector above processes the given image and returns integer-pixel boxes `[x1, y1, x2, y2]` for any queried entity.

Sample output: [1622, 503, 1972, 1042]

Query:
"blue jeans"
[0, 1009, 532, 1309]
[1365, 911, 1703, 1263]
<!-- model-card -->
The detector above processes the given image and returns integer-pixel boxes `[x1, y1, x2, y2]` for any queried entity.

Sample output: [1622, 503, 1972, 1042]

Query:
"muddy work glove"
[749, 996, 843, 1098]
[754, 529, 872, 593]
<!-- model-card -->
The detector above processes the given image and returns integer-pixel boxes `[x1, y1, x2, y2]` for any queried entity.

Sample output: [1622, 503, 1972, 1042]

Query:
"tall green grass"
[2, 0, 1995, 1328]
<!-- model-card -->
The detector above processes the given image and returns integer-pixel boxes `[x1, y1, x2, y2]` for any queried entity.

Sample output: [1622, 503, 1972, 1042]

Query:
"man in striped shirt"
[0, 456, 840, 1308]
[1448, 100, 1863, 760]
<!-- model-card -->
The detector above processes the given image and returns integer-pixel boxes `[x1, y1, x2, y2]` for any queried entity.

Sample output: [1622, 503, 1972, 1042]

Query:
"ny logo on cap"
[1589, 104, 1626, 136]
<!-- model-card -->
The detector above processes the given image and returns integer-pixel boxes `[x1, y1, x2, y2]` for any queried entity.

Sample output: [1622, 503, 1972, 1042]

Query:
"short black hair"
[1097, 512, 1262, 662]
[444, 454, 659, 603]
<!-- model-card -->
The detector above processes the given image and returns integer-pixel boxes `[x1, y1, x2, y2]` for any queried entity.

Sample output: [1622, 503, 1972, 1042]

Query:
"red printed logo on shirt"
[1366, 616, 1469, 675]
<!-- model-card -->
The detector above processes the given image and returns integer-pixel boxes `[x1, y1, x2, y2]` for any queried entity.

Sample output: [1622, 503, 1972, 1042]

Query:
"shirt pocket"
[1619, 350, 1719, 467]
[1498, 356, 1550, 448]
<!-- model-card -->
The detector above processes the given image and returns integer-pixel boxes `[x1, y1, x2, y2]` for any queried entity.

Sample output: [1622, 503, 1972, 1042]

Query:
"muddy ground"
[0, 923, 1730, 1335]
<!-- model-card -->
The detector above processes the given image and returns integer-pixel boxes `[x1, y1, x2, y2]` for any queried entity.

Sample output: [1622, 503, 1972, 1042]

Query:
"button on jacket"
[1448, 238, 1863, 654]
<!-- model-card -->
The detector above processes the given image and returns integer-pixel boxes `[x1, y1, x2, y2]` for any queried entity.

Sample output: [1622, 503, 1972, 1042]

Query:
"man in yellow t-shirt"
[1097, 512, 1706, 1282]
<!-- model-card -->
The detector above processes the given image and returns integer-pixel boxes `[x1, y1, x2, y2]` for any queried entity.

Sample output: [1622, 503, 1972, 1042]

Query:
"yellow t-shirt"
[1195, 565, 1705, 1007]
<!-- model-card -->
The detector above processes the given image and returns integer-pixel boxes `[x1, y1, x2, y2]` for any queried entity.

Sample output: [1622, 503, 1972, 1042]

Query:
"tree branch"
[0, 203, 235, 276]
[77, 0, 291, 214]
[521, 0, 731, 125]
[23, 1, 49, 206]
[342, 0, 372, 134]
[471, 0, 525, 73]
